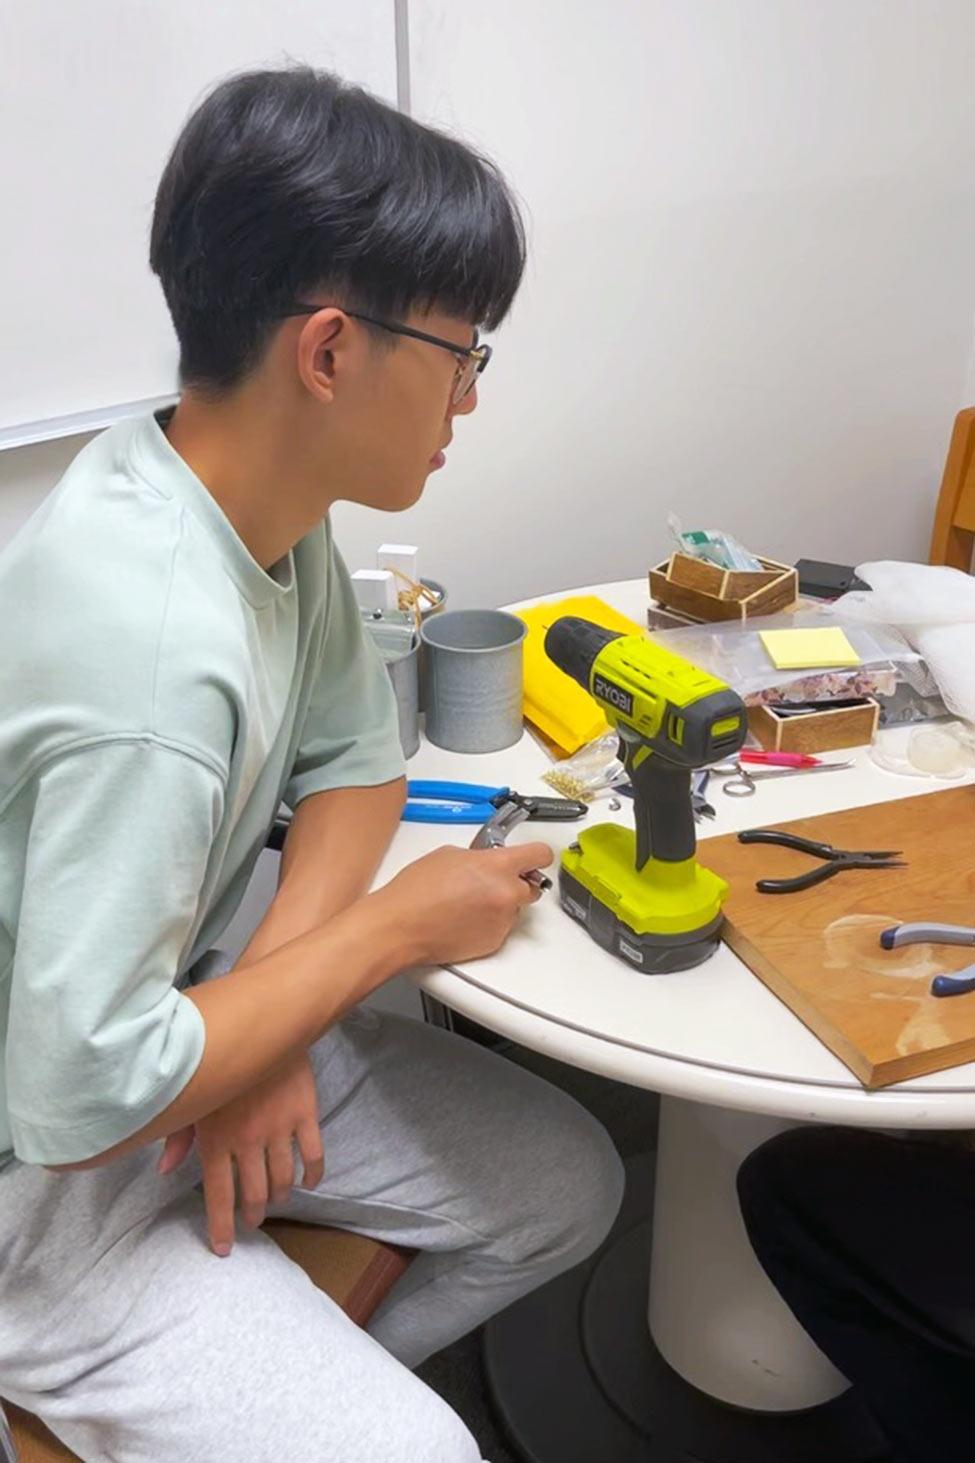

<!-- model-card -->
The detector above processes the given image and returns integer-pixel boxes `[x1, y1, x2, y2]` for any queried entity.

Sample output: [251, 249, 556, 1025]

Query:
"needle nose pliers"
[738, 829, 906, 895]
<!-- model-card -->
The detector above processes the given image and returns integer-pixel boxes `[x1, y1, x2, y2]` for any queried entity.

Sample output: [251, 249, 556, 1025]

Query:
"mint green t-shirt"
[0, 413, 404, 1169]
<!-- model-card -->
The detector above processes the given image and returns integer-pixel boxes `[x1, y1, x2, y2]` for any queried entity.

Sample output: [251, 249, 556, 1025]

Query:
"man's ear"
[295, 307, 348, 404]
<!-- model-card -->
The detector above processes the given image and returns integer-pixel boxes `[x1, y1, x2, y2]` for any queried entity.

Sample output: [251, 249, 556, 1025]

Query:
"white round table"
[378, 578, 974, 1449]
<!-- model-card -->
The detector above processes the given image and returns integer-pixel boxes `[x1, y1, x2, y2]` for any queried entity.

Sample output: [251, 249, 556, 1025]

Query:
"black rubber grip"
[629, 755, 696, 869]
[545, 617, 622, 690]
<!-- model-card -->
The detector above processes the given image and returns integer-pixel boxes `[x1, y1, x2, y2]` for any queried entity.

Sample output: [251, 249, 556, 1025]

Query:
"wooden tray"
[747, 698, 880, 754]
[648, 552, 799, 623]
[701, 786, 975, 1088]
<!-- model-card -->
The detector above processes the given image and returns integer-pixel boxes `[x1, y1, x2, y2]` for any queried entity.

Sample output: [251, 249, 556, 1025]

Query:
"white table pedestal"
[648, 1096, 847, 1410]
[485, 1139, 885, 1463]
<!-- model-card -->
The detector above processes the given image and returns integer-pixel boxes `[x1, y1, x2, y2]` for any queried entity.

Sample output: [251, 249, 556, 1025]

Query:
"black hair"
[149, 67, 526, 393]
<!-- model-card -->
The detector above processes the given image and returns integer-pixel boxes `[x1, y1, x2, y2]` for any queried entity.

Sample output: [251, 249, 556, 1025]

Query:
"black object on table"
[738, 829, 905, 895]
[793, 558, 869, 599]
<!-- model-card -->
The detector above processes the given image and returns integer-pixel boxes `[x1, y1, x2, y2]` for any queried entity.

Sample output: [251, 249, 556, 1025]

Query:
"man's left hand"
[158, 1048, 324, 1255]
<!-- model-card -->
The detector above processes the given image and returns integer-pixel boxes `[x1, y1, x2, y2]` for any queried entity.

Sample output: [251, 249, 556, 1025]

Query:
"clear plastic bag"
[648, 610, 922, 705]
[837, 562, 975, 723]
[542, 732, 627, 803]
[667, 513, 763, 572]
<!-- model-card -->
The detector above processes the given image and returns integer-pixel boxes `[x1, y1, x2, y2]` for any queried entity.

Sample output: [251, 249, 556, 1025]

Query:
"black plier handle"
[738, 829, 905, 895]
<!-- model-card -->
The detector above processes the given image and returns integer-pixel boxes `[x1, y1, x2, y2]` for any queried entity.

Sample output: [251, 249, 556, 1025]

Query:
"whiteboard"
[0, 0, 399, 447]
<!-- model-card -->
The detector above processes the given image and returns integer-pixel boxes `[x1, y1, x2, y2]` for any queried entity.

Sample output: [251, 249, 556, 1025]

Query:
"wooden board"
[701, 787, 975, 1088]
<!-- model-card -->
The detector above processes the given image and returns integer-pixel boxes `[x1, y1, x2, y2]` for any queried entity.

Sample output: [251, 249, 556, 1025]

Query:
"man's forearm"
[237, 776, 407, 968]
[69, 886, 412, 1168]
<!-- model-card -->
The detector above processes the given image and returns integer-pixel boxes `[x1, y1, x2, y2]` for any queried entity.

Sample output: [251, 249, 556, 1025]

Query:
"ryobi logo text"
[593, 674, 634, 717]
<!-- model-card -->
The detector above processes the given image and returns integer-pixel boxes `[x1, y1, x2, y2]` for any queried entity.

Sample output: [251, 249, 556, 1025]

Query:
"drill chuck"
[544, 617, 620, 692]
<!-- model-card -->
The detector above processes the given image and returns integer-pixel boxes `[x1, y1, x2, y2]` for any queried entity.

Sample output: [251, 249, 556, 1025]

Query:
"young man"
[0, 68, 624, 1461]
[739, 1127, 975, 1462]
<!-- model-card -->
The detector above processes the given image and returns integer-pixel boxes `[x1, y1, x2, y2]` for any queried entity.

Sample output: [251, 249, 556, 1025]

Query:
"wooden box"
[747, 698, 880, 754]
[648, 553, 799, 624]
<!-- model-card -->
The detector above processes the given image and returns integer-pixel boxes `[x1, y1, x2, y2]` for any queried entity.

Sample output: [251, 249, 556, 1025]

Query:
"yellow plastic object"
[517, 596, 648, 754]
[562, 825, 730, 936]
[759, 627, 861, 670]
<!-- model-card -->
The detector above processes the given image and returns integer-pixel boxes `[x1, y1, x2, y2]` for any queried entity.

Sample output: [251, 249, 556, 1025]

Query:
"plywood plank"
[701, 787, 975, 1087]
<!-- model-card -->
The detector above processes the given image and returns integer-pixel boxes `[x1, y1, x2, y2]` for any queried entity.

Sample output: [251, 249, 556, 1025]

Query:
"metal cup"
[421, 609, 527, 754]
[365, 614, 421, 761]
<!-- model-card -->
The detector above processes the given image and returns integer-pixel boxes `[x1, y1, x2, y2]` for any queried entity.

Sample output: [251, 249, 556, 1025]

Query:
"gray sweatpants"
[0, 979, 624, 1462]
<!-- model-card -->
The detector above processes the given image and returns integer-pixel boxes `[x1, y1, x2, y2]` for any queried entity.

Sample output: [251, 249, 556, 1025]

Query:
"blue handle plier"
[881, 922, 975, 997]
[403, 780, 587, 825]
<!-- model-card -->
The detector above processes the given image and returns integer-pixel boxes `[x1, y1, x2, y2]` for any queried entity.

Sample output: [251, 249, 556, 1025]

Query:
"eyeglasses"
[282, 303, 492, 403]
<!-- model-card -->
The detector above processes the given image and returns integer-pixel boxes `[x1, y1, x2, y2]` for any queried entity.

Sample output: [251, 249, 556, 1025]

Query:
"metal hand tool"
[692, 768, 716, 822]
[880, 922, 975, 997]
[471, 802, 552, 891]
[738, 829, 905, 894]
[713, 758, 853, 798]
[404, 780, 587, 825]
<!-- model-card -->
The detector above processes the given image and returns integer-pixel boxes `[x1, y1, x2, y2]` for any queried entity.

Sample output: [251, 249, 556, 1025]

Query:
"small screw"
[609, 797, 622, 812]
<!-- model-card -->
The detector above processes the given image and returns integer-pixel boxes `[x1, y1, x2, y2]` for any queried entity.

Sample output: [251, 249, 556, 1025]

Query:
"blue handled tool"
[403, 780, 588, 825]
[879, 922, 975, 998]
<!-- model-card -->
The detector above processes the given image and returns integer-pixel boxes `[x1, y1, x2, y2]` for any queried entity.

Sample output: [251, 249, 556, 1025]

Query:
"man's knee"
[509, 1086, 625, 1266]
[568, 1110, 626, 1256]
[298, 1365, 482, 1463]
[375, 1381, 483, 1463]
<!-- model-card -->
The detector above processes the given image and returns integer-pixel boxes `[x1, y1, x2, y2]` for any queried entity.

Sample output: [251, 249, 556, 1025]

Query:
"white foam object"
[836, 561, 975, 723]
[377, 543, 419, 581]
[351, 568, 397, 612]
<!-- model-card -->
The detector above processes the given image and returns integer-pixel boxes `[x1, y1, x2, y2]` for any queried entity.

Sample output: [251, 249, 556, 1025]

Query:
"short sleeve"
[283, 542, 406, 811]
[6, 737, 225, 1165]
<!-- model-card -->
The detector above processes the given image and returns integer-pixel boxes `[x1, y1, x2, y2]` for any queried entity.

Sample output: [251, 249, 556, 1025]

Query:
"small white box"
[351, 568, 398, 612]
[377, 543, 419, 582]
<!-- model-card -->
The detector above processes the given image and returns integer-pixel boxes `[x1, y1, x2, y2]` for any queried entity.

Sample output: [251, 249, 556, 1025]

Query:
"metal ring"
[722, 776, 756, 798]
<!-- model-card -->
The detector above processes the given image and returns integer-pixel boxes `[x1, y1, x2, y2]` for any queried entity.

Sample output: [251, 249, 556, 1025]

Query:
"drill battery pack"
[558, 823, 730, 973]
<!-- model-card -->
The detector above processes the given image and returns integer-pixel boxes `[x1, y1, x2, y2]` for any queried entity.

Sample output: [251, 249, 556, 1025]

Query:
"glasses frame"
[282, 303, 492, 403]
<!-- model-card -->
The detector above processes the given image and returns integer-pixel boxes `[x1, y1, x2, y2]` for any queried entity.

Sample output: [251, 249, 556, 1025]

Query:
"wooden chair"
[930, 406, 975, 570]
[4, 1222, 414, 1461]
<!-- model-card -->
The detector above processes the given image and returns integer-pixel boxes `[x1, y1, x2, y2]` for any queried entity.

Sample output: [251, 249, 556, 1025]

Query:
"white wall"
[335, 0, 975, 604]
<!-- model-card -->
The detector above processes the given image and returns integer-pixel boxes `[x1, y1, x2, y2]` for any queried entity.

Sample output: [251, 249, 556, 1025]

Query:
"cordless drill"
[544, 616, 748, 972]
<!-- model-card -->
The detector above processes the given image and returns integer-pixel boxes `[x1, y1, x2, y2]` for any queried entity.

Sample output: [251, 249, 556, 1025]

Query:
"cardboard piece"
[701, 786, 975, 1088]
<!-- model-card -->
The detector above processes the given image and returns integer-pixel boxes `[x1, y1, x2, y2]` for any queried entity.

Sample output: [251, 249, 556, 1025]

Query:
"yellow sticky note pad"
[759, 627, 861, 670]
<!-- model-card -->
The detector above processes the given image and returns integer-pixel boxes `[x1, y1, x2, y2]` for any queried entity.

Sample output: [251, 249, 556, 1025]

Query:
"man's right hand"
[375, 842, 555, 966]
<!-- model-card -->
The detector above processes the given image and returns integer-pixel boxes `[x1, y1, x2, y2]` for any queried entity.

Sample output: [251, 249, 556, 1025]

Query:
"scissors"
[711, 758, 854, 798]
